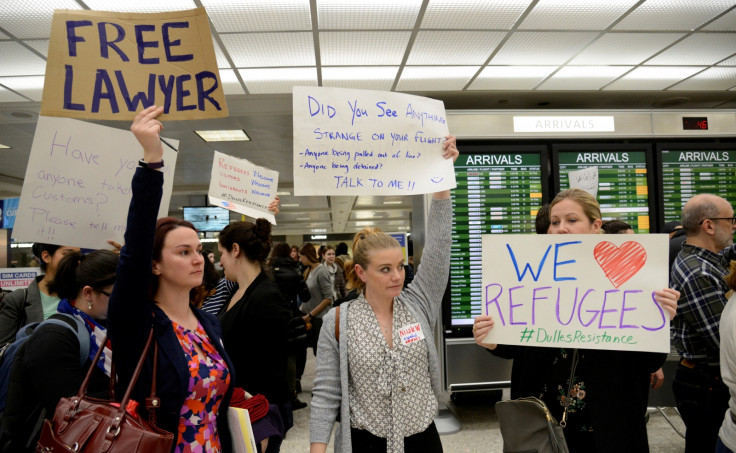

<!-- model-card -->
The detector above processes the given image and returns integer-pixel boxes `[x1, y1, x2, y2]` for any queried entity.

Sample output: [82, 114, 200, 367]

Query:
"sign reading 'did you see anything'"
[292, 86, 456, 196]
[480, 234, 670, 353]
[208, 151, 278, 225]
[12, 116, 177, 250]
[41, 8, 227, 121]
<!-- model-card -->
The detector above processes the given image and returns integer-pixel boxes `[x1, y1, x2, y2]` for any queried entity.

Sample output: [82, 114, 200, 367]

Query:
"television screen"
[183, 206, 230, 232]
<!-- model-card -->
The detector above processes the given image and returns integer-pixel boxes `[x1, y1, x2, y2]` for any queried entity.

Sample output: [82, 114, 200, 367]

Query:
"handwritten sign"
[12, 116, 177, 249]
[0, 267, 41, 291]
[568, 166, 598, 198]
[480, 234, 669, 353]
[41, 8, 227, 121]
[208, 151, 278, 224]
[292, 86, 456, 195]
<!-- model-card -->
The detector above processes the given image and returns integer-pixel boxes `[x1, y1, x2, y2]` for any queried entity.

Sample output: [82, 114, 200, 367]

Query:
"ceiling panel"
[83, 0, 197, 13]
[222, 32, 315, 67]
[320, 31, 411, 66]
[22, 40, 49, 57]
[538, 66, 634, 90]
[238, 67, 318, 94]
[518, 0, 639, 30]
[468, 66, 558, 90]
[719, 56, 736, 66]
[670, 67, 736, 91]
[603, 66, 706, 90]
[316, 0, 422, 30]
[645, 33, 736, 66]
[212, 38, 230, 68]
[0, 85, 28, 102]
[0, 0, 81, 39]
[702, 8, 736, 30]
[490, 31, 599, 65]
[322, 66, 398, 91]
[218, 69, 245, 95]
[0, 76, 45, 101]
[613, 0, 736, 31]
[421, 0, 532, 30]
[0, 31, 9, 39]
[396, 66, 478, 91]
[0, 42, 48, 77]
[568, 33, 685, 65]
[407, 31, 506, 65]
[202, 0, 311, 33]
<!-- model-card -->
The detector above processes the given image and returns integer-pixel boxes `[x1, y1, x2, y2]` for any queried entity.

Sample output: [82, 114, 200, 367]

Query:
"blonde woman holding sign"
[473, 188, 680, 453]
[309, 136, 458, 453]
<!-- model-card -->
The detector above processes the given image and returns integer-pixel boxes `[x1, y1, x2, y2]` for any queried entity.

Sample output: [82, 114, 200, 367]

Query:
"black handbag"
[287, 316, 310, 347]
[495, 350, 578, 453]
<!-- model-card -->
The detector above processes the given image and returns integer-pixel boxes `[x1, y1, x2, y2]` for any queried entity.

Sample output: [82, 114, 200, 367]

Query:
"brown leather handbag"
[36, 328, 174, 452]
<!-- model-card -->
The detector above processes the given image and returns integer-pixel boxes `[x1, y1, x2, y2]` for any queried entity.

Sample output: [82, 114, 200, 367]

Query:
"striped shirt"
[201, 278, 238, 317]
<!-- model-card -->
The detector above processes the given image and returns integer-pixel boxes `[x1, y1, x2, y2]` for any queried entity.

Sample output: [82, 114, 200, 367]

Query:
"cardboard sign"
[480, 234, 670, 353]
[12, 116, 177, 249]
[0, 267, 42, 291]
[208, 151, 278, 224]
[292, 86, 456, 195]
[41, 8, 228, 121]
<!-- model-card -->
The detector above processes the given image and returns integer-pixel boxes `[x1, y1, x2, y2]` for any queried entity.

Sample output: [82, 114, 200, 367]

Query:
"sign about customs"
[12, 116, 177, 249]
[292, 86, 456, 196]
[208, 151, 278, 225]
[41, 8, 227, 121]
[480, 234, 669, 353]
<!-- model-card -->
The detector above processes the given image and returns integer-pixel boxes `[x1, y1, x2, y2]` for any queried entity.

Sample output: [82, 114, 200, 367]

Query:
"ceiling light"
[383, 200, 402, 205]
[195, 130, 250, 142]
[276, 191, 292, 196]
[297, 217, 310, 220]
[281, 203, 300, 207]
[0, 144, 10, 149]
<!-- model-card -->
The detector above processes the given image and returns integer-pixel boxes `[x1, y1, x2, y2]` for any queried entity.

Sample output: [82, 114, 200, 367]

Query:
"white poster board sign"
[481, 234, 669, 353]
[208, 151, 278, 224]
[12, 116, 177, 249]
[568, 166, 598, 198]
[0, 267, 42, 291]
[292, 86, 456, 195]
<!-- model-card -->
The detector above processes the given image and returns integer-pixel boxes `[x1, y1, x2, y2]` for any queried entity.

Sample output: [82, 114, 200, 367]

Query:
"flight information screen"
[556, 149, 652, 233]
[659, 148, 736, 224]
[448, 151, 545, 329]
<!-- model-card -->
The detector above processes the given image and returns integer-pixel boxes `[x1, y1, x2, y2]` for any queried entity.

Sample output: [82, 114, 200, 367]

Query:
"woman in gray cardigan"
[309, 136, 458, 453]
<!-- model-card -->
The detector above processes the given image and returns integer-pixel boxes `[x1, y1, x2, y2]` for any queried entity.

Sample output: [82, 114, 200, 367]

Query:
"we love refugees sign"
[480, 234, 670, 353]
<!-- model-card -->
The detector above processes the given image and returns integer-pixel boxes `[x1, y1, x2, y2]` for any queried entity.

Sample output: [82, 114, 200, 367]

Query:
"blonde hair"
[726, 260, 736, 295]
[345, 227, 400, 291]
[550, 188, 602, 224]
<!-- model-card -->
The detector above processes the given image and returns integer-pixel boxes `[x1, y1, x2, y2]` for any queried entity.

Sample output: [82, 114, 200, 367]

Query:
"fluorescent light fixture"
[276, 191, 292, 196]
[383, 200, 402, 205]
[0, 143, 10, 149]
[195, 130, 250, 142]
[311, 228, 327, 233]
[281, 203, 300, 207]
[201, 238, 219, 243]
[297, 217, 310, 220]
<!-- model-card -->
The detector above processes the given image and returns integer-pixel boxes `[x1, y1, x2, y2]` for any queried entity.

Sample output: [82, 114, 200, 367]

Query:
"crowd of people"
[0, 104, 734, 453]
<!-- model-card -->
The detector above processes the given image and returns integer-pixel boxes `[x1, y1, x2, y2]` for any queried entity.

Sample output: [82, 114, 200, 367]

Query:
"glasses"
[698, 217, 736, 226]
[96, 289, 111, 297]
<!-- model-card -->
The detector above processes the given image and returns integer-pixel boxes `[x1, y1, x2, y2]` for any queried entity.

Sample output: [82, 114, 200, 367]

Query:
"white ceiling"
[0, 0, 735, 236]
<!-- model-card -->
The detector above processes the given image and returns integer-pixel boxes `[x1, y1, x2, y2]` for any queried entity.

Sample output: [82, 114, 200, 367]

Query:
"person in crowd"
[335, 242, 350, 262]
[534, 204, 550, 234]
[317, 245, 327, 263]
[108, 106, 235, 452]
[670, 193, 736, 453]
[204, 249, 216, 264]
[309, 136, 458, 453]
[299, 243, 333, 357]
[601, 219, 634, 234]
[323, 245, 347, 300]
[270, 242, 312, 410]
[0, 249, 117, 452]
[190, 253, 221, 309]
[717, 260, 736, 453]
[663, 220, 687, 273]
[473, 188, 680, 453]
[0, 242, 80, 346]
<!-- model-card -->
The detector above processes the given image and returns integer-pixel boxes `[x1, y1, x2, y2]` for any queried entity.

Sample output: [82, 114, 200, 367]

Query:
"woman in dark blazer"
[108, 106, 235, 453]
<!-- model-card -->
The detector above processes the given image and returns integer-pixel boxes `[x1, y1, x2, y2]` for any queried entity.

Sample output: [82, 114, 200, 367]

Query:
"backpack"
[0, 313, 90, 414]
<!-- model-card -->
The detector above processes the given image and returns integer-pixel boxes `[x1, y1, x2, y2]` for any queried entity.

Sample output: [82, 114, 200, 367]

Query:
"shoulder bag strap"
[335, 306, 340, 343]
[560, 349, 579, 428]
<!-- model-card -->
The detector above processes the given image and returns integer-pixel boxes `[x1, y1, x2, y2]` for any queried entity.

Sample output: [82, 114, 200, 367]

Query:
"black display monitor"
[443, 145, 549, 337]
[183, 206, 231, 232]
[656, 143, 736, 230]
[552, 144, 656, 233]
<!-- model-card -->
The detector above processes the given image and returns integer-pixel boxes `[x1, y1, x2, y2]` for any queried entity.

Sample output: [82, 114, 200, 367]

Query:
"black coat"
[269, 256, 311, 315]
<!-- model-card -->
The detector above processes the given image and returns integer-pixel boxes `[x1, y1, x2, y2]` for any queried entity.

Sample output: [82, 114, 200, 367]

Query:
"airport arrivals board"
[556, 150, 651, 233]
[449, 151, 545, 327]
[660, 149, 736, 224]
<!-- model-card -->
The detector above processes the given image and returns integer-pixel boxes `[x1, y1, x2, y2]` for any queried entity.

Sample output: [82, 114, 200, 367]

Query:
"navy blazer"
[108, 168, 235, 452]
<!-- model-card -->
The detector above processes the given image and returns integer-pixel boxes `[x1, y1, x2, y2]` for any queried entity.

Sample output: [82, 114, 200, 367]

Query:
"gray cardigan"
[310, 198, 452, 452]
[0, 276, 43, 346]
[301, 264, 334, 318]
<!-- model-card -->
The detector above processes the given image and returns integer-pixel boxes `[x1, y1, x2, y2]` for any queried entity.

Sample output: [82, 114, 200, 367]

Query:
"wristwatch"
[138, 159, 164, 169]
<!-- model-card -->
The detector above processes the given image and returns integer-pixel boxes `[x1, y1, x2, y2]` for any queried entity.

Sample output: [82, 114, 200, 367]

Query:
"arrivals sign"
[41, 8, 227, 121]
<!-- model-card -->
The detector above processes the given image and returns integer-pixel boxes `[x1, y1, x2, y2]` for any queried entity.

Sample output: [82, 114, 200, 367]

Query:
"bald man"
[671, 193, 736, 453]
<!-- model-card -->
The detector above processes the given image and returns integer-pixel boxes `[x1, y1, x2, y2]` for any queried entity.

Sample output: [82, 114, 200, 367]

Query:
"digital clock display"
[682, 117, 708, 130]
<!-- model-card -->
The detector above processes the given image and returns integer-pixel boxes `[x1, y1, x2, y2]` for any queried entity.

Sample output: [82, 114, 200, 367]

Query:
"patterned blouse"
[347, 294, 437, 453]
[172, 321, 231, 453]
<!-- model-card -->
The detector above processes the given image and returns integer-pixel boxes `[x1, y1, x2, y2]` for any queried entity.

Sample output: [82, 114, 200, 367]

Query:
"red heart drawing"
[593, 241, 647, 288]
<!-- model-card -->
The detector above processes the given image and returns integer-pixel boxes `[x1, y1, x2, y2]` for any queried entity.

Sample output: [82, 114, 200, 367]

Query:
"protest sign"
[0, 268, 42, 291]
[12, 116, 177, 249]
[568, 166, 598, 198]
[208, 151, 278, 225]
[480, 234, 669, 353]
[41, 8, 227, 121]
[292, 86, 456, 195]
